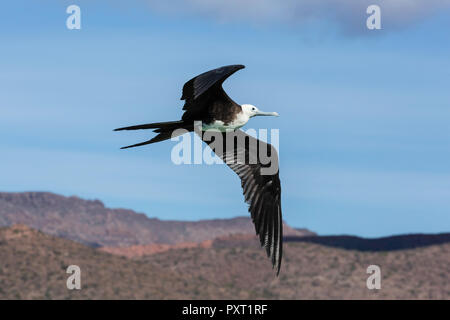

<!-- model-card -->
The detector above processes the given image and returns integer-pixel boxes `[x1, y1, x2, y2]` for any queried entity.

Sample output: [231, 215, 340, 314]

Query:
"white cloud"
[145, 0, 450, 33]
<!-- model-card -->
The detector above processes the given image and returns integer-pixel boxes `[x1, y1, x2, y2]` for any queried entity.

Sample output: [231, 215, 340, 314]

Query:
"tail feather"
[116, 120, 192, 149]
[114, 120, 184, 132]
[120, 139, 155, 149]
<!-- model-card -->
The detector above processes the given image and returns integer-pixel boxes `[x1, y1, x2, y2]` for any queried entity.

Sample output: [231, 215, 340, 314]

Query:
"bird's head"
[241, 104, 279, 118]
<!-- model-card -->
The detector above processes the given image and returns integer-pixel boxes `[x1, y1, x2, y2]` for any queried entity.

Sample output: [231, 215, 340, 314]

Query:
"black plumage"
[201, 130, 283, 274]
[181, 65, 244, 125]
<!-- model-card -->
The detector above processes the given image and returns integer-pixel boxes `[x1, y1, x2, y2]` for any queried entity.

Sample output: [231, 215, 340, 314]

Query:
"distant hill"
[0, 192, 312, 247]
[100, 231, 450, 257]
[1, 225, 449, 300]
[2, 191, 448, 300]
[285, 233, 450, 251]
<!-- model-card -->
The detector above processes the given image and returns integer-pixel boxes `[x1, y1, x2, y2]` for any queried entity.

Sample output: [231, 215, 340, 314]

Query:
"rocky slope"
[0, 192, 313, 247]
[1, 225, 449, 300]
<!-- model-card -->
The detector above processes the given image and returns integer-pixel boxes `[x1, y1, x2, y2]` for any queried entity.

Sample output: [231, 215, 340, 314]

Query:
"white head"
[241, 104, 279, 118]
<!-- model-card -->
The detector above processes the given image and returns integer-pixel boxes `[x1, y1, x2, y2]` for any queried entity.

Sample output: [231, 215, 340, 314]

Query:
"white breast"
[202, 112, 250, 132]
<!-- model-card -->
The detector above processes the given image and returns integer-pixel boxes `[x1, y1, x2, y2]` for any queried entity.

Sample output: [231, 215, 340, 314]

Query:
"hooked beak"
[255, 111, 279, 117]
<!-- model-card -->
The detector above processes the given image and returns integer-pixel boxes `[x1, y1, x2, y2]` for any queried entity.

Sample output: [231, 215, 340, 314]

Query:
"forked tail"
[114, 120, 193, 149]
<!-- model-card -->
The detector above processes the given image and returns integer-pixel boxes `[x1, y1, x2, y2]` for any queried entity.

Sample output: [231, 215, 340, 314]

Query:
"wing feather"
[201, 130, 283, 275]
[181, 65, 245, 102]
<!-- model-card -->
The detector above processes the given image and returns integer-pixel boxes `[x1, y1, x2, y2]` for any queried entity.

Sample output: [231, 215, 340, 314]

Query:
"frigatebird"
[115, 65, 283, 274]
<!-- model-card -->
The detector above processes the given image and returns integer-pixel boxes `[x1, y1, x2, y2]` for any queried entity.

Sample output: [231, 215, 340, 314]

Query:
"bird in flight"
[115, 65, 283, 274]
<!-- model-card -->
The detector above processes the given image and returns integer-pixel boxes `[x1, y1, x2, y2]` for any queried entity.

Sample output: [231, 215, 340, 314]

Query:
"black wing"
[181, 65, 244, 112]
[201, 129, 283, 275]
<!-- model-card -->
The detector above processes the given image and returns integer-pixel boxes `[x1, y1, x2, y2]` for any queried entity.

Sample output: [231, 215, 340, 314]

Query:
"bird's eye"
[252, 108, 256, 111]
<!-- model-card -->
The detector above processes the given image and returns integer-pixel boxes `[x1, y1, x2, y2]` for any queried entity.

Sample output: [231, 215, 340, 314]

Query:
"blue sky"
[1, 1, 449, 237]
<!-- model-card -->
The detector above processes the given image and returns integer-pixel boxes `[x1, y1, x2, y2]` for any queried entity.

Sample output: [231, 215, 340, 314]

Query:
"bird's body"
[201, 105, 262, 132]
[115, 65, 283, 274]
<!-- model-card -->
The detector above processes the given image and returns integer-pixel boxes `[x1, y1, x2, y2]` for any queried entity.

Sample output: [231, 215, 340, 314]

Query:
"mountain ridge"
[0, 191, 313, 247]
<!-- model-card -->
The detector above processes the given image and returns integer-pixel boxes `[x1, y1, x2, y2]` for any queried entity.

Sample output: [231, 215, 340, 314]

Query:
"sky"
[1, 0, 449, 237]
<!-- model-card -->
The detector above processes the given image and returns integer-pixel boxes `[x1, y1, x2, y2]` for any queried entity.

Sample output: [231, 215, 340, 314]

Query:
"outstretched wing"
[201, 129, 283, 275]
[180, 65, 244, 120]
[181, 64, 245, 103]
